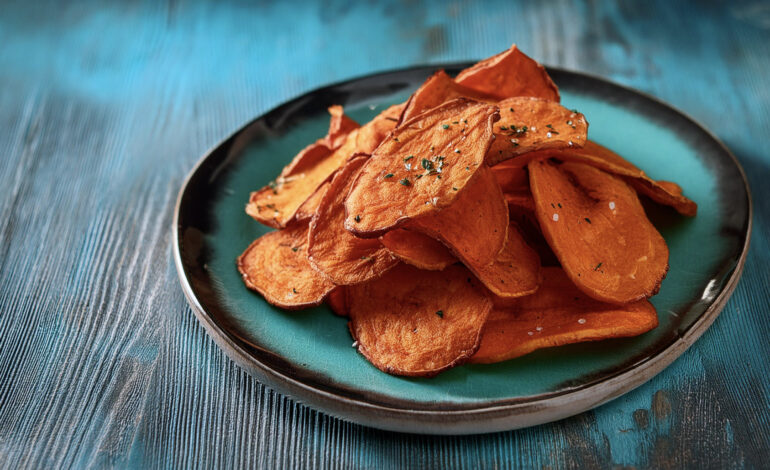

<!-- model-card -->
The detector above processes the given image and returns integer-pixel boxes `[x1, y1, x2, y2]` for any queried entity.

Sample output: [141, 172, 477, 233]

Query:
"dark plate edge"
[171, 65, 753, 435]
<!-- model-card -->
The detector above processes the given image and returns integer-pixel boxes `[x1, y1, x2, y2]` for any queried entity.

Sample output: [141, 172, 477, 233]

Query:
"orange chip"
[246, 108, 360, 228]
[380, 228, 457, 271]
[559, 141, 697, 216]
[398, 70, 495, 125]
[455, 44, 560, 102]
[469, 222, 541, 298]
[326, 287, 348, 316]
[470, 267, 658, 363]
[409, 165, 509, 267]
[294, 181, 330, 222]
[237, 223, 335, 309]
[325, 104, 360, 149]
[529, 160, 669, 304]
[308, 156, 398, 285]
[344, 99, 500, 237]
[493, 160, 529, 193]
[486, 97, 588, 165]
[348, 264, 492, 377]
[347, 104, 403, 155]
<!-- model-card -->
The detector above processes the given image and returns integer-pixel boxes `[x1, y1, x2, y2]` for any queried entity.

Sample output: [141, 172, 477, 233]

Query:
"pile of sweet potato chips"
[238, 45, 697, 377]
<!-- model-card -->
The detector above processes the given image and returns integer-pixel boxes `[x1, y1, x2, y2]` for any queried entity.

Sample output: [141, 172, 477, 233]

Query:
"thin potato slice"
[344, 99, 499, 237]
[246, 108, 360, 228]
[529, 160, 669, 304]
[326, 287, 348, 317]
[237, 223, 335, 309]
[294, 181, 330, 222]
[309, 156, 398, 285]
[398, 70, 495, 125]
[470, 222, 541, 298]
[409, 165, 508, 267]
[348, 264, 492, 377]
[380, 229, 457, 271]
[486, 97, 587, 165]
[470, 267, 658, 363]
[493, 160, 529, 193]
[455, 44, 560, 102]
[560, 141, 697, 216]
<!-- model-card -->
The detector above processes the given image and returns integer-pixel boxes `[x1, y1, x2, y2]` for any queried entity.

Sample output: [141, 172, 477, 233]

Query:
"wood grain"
[0, 0, 767, 468]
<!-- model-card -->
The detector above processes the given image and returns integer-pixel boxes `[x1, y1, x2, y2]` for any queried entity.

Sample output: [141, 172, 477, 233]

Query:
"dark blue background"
[0, 1, 767, 467]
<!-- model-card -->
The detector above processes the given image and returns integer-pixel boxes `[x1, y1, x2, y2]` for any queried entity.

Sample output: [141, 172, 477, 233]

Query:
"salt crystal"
[552, 213, 559, 222]
[609, 201, 616, 210]
[577, 318, 586, 324]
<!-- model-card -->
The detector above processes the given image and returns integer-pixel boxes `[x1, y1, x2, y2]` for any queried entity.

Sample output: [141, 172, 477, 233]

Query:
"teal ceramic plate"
[173, 65, 751, 435]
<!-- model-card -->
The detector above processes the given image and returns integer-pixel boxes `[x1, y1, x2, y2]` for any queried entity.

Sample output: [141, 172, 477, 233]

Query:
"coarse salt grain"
[536, 326, 543, 331]
[546, 132, 552, 138]
[352, 341, 359, 348]
[609, 201, 616, 210]
[527, 331, 534, 336]
[552, 213, 559, 222]
[577, 318, 586, 324]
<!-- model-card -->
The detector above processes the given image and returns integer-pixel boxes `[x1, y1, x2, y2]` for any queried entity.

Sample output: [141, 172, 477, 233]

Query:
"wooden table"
[1, 1, 767, 467]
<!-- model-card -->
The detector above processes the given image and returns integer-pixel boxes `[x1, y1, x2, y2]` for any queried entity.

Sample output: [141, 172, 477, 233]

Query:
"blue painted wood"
[0, 0, 767, 467]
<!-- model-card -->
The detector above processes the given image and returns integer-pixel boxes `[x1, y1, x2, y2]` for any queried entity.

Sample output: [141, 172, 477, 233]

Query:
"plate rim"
[172, 64, 752, 435]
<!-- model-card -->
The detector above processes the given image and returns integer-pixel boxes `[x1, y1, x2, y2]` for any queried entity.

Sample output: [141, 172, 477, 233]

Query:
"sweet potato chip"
[409, 165, 508, 267]
[529, 160, 669, 304]
[294, 181, 330, 222]
[455, 44, 560, 102]
[380, 228, 457, 271]
[470, 267, 658, 363]
[398, 70, 495, 125]
[348, 264, 492, 376]
[469, 222, 541, 298]
[493, 160, 529, 193]
[344, 99, 500, 237]
[486, 97, 587, 165]
[237, 223, 335, 309]
[325, 105, 360, 149]
[308, 156, 398, 285]
[326, 287, 348, 317]
[246, 108, 360, 228]
[559, 141, 697, 216]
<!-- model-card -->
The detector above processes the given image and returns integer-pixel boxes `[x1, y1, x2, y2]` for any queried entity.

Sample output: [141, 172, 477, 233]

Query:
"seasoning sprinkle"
[584, 217, 592, 224]
[399, 178, 410, 186]
[384, 173, 394, 178]
[291, 246, 299, 252]
[442, 124, 450, 130]
[354, 214, 361, 222]
[435, 310, 444, 318]
[594, 262, 603, 271]
[404, 155, 414, 162]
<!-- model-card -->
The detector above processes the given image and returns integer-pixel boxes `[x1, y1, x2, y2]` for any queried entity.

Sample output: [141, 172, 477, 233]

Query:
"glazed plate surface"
[173, 65, 751, 434]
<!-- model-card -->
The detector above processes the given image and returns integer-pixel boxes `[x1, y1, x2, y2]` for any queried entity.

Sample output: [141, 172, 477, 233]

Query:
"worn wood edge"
[171, 66, 753, 435]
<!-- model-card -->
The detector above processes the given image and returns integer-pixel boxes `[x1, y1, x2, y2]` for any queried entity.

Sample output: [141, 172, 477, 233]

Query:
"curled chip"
[308, 156, 398, 285]
[470, 267, 659, 363]
[559, 141, 697, 217]
[326, 287, 348, 317]
[348, 264, 492, 377]
[380, 228, 457, 271]
[344, 99, 500, 237]
[486, 97, 588, 165]
[398, 70, 495, 125]
[529, 160, 669, 304]
[346, 104, 404, 155]
[294, 181, 330, 222]
[246, 107, 360, 228]
[409, 165, 509, 267]
[468, 222, 541, 298]
[237, 223, 335, 309]
[455, 44, 560, 102]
